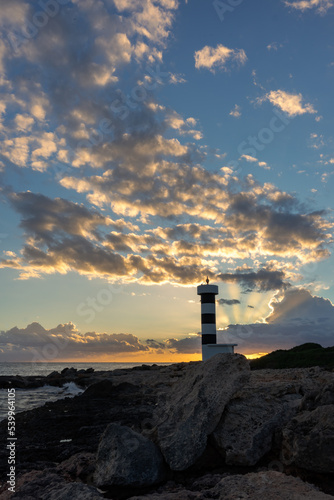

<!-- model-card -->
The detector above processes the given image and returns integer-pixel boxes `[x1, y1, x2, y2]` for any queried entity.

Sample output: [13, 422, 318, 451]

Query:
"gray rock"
[212, 371, 302, 465]
[56, 452, 96, 481]
[46, 482, 103, 500]
[282, 404, 334, 473]
[127, 471, 334, 499]
[2, 471, 103, 500]
[155, 353, 250, 470]
[94, 423, 166, 487]
[213, 471, 334, 500]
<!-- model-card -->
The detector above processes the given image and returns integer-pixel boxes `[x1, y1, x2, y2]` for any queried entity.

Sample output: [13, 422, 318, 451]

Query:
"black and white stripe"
[197, 283, 219, 347]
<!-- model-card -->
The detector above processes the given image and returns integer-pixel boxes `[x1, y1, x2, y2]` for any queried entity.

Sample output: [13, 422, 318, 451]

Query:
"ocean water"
[0, 362, 170, 422]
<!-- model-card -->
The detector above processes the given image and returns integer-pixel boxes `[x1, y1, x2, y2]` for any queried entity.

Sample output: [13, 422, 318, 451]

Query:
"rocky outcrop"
[282, 404, 334, 473]
[94, 423, 167, 488]
[211, 368, 316, 466]
[0, 368, 98, 389]
[155, 354, 250, 470]
[1, 360, 334, 499]
[56, 452, 96, 482]
[127, 471, 334, 499]
[0, 471, 103, 499]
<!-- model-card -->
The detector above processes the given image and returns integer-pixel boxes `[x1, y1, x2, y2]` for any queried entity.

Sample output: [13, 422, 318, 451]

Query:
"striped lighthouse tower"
[197, 277, 237, 361]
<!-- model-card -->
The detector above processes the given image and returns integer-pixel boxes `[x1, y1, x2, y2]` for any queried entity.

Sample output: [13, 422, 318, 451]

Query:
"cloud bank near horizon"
[1, 288, 333, 361]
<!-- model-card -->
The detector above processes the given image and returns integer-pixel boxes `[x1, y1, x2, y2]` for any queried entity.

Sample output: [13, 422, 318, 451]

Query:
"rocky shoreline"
[0, 354, 334, 499]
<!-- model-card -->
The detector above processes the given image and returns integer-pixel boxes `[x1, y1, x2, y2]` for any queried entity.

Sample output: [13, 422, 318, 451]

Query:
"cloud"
[0, 321, 157, 362]
[164, 335, 201, 354]
[0, 320, 202, 361]
[220, 288, 334, 353]
[266, 287, 334, 324]
[2, 180, 332, 283]
[0, 1, 332, 288]
[218, 298, 241, 306]
[217, 269, 291, 292]
[229, 104, 241, 118]
[239, 155, 269, 170]
[169, 73, 186, 84]
[259, 90, 317, 117]
[284, 0, 333, 14]
[240, 154, 258, 163]
[194, 44, 247, 72]
[267, 42, 284, 51]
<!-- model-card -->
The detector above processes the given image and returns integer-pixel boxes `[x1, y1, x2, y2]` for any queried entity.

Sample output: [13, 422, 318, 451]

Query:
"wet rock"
[155, 353, 250, 471]
[94, 423, 167, 488]
[282, 404, 334, 473]
[61, 367, 78, 376]
[46, 371, 61, 379]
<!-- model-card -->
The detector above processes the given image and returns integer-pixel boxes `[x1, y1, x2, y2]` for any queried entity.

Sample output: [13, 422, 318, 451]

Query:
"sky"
[0, 0, 334, 362]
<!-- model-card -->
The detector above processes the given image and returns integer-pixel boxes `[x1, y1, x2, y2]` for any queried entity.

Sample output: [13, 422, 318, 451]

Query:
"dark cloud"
[0, 321, 202, 361]
[164, 335, 201, 354]
[218, 298, 241, 306]
[1, 289, 333, 360]
[218, 268, 290, 292]
[0, 322, 153, 362]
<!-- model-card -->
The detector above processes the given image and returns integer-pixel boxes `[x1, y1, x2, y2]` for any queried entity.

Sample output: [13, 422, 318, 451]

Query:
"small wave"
[0, 382, 84, 422]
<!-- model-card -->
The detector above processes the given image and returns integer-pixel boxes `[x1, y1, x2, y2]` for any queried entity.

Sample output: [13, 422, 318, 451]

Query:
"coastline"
[0, 354, 334, 499]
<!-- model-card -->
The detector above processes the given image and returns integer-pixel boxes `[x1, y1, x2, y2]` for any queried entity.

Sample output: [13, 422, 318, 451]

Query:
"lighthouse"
[197, 278, 237, 361]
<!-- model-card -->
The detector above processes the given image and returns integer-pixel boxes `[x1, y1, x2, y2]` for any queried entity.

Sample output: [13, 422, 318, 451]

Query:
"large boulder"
[212, 370, 303, 465]
[94, 423, 166, 488]
[155, 353, 250, 471]
[282, 404, 334, 473]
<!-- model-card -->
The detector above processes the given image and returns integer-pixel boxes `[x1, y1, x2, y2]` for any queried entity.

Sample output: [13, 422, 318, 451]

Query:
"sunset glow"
[0, 0, 334, 362]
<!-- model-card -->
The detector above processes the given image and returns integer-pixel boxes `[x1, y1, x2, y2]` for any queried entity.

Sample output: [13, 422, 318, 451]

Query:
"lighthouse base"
[202, 344, 238, 362]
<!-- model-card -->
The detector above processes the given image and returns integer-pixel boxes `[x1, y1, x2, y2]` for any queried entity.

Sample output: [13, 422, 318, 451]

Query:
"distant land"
[250, 343, 334, 370]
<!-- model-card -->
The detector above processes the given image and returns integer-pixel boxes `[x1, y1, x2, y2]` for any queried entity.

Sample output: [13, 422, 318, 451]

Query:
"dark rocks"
[212, 370, 303, 465]
[0, 471, 103, 499]
[56, 452, 96, 482]
[282, 404, 334, 473]
[155, 353, 250, 471]
[61, 367, 78, 376]
[46, 371, 61, 379]
[1, 360, 334, 498]
[0, 367, 98, 389]
[94, 423, 167, 488]
[127, 471, 334, 499]
[213, 471, 334, 500]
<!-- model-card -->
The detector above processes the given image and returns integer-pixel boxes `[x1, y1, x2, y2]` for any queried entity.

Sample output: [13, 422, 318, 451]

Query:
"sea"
[0, 362, 170, 422]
